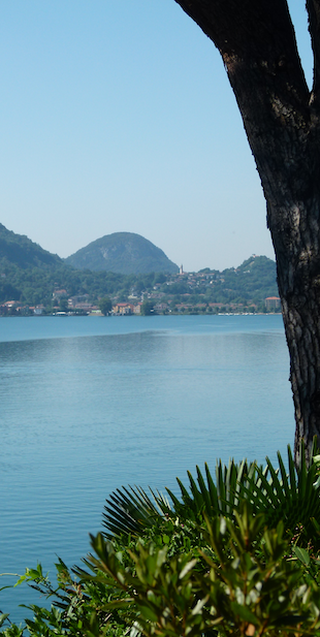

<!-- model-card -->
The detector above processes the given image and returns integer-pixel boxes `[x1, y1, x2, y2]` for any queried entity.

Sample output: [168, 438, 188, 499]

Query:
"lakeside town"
[0, 225, 281, 316]
[1, 264, 281, 316]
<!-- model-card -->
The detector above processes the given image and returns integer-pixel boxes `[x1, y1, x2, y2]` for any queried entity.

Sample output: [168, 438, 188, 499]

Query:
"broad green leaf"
[292, 546, 310, 566]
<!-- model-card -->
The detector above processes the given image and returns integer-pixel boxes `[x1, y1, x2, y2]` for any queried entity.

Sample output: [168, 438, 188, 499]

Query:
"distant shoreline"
[0, 311, 282, 318]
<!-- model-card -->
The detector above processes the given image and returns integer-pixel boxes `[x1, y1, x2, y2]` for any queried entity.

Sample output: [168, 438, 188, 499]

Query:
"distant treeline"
[0, 255, 279, 310]
[0, 260, 159, 306]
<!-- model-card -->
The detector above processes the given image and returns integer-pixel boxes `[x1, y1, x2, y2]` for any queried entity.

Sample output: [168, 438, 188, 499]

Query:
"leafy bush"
[3, 443, 320, 636]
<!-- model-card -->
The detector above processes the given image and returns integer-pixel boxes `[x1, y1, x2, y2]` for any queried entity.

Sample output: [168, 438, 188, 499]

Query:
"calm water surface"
[0, 314, 293, 621]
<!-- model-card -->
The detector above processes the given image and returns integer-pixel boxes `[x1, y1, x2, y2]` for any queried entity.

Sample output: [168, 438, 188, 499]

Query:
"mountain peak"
[65, 232, 179, 274]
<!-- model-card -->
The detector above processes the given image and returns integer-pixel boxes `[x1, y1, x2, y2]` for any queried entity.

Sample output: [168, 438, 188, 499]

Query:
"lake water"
[0, 314, 293, 622]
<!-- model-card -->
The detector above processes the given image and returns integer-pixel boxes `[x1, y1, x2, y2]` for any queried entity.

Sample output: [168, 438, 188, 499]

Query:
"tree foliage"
[99, 297, 112, 316]
[140, 300, 155, 316]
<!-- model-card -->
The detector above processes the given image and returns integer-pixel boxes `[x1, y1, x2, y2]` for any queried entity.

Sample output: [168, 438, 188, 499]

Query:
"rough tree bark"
[174, 0, 320, 465]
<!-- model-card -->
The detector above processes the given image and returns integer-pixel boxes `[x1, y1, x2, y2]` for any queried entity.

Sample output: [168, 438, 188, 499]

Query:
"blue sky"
[0, 1, 313, 272]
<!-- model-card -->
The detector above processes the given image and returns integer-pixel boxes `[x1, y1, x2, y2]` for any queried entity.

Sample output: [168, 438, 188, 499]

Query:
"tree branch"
[173, 0, 312, 207]
[174, 0, 309, 107]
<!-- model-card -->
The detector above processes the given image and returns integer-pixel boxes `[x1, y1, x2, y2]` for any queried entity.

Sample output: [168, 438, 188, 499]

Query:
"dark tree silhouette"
[174, 0, 320, 464]
[99, 297, 112, 316]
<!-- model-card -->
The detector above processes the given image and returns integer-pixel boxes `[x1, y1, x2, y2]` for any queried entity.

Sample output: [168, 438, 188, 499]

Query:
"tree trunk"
[174, 0, 320, 465]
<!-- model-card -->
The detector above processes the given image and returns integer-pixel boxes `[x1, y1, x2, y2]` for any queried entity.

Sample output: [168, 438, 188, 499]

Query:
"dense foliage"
[3, 442, 320, 637]
[0, 261, 126, 307]
[98, 298, 112, 316]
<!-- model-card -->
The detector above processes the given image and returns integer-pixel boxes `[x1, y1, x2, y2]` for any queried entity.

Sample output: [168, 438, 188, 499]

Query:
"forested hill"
[219, 255, 277, 299]
[64, 232, 179, 274]
[0, 223, 62, 268]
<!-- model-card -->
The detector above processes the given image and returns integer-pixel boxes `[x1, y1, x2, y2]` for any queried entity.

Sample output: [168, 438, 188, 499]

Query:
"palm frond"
[241, 441, 320, 542]
[102, 438, 320, 546]
[102, 485, 168, 538]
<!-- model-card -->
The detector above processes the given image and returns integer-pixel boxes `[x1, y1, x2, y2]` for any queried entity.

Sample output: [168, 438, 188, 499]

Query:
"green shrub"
[3, 442, 320, 636]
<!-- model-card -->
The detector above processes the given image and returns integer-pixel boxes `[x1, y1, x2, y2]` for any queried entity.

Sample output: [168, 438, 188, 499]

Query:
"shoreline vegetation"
[0, 309, 282, 317]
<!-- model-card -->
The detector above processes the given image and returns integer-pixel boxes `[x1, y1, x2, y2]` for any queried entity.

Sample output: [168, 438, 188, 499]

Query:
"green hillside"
[0, 223, 66, 304]
[219, 255, 278, 299]
[0, 223, 62, 269]
[0, 225, 177, 306]
[64, 232, 179, 274]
